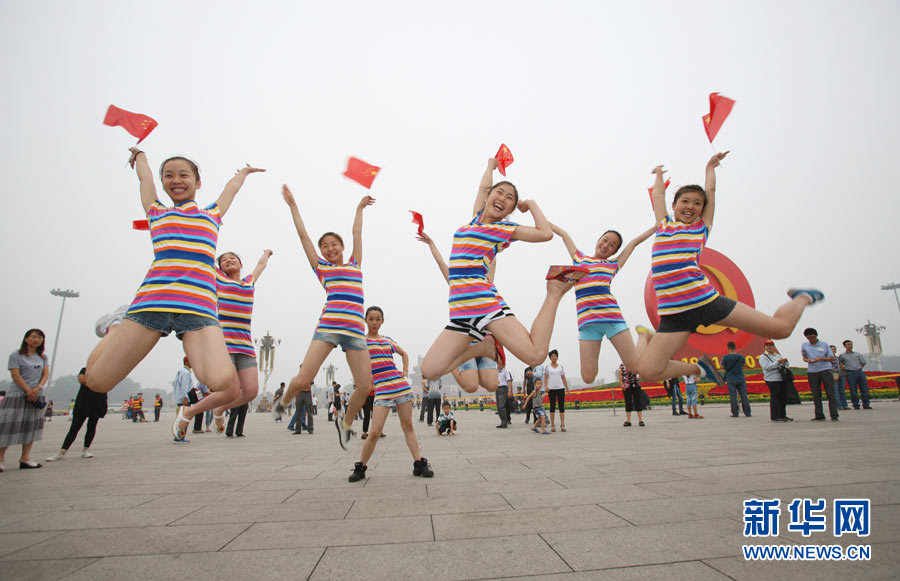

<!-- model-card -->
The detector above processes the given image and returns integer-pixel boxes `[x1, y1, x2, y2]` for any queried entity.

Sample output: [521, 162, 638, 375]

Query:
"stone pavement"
[1, 400, 898, 580]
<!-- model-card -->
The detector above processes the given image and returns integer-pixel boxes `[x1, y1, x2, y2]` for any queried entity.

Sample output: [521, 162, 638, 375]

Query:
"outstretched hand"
[487, 157, 499, 171]
[416, 231, 434, 245]
[282, 184, 297, 206]
[128, 147, 144, 169]
[237, 164, 266, 175]
[651, 165, 666, 177]
[358, 195, 376, 210]
[263, 249, 274, 258]
[707, 151, 729, 169]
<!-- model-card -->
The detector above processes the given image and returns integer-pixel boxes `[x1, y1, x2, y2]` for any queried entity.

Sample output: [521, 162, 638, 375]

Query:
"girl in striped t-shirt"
[419, 157, 574, 382]
[348, 306, 433, 482]
[85, 149, 264, 422]
[173, 249, 273, 435]
[278, 185, 374, 450]
[637, 153, 823, 383]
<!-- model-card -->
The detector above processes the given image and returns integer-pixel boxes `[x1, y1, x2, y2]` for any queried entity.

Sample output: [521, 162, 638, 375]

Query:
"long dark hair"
[18, 328, 46, 356]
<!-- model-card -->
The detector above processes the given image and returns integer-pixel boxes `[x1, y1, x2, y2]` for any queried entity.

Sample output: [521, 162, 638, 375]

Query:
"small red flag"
[495, 143, 514, 176]
[103, 105, 158, 143]
[343, 157, 380, 189]
[648, 179, 671, 209]
[132, 219, 149, 230]
[409, 211, 424, 236]
[702, 93, 735, 143]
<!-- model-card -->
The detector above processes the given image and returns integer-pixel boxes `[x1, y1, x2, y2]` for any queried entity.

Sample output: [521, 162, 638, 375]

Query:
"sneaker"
[81, 450, 93, 458]
[635, 325, 655, 337]
[413, 457, 434, 478]
[173, 438, 190, 444]
[335, 414, 352, 450]
[784, 417, 794, 422]
[541, 430, 551, 435]
[46, 453, 66, 462]
[348, 462, 367, 483]
[531, 428, 540, 433]
[787, 288, 825, 306]
[863, 406, 873, 409]
[696, 356, 725, 387]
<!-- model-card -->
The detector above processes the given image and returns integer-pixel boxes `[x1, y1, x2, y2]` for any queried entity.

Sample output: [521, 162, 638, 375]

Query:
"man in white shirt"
[495, 364, 513, 428]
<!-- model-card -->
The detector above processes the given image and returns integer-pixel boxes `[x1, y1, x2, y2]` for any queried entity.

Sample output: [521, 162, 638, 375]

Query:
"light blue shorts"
[532, 407, 547, 419]
[685, 382, 698, 406]
[374, 392, 415, 408]
[458, 356, 498, 372]
[312, 331, 368, 352]
[578, 322, 629, 342]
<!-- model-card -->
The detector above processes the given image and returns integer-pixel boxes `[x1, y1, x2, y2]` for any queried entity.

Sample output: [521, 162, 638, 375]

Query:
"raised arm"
[282, 185, 321, 272]
[473, 158, 499, 216]
[350, 195, 375, 266]
[550, 222, 579, 260]
[650, 165, 668, 224]
[615, 224, 657, 269]
[249, 249, 274, 282]
[217, 164, 266, 218]
[511, 200, 553, 242]
[129, 148, 158, 214]
[702, 152, 728, 227]
[417, 231, 450, 283]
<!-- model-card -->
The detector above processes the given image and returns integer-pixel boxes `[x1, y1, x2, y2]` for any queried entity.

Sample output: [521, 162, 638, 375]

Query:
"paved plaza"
[1, 399, 898, 580]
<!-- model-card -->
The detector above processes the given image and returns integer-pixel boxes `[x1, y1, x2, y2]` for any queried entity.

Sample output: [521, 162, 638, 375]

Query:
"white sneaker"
[81, 450, 94, 458]
[46, 453, 66, 462]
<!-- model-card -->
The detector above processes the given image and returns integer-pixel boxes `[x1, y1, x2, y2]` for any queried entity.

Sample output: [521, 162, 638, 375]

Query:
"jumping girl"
[173, 249, 273, 438]
[420, 158, 573, 381]
[276, 185, 374, 450]
[348, 306, 434, 482]
[550, 221, 687, 384]
[85, 148, 265, 419]
[417, 230, 499, 394]
[637, 153, 823, 383]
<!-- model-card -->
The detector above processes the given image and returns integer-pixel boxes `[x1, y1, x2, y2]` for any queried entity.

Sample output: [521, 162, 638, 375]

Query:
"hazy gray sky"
[2, 1, 899, 396]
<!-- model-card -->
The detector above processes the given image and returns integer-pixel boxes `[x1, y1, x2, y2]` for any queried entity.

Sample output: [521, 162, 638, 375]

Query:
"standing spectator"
[666, 376, 686, 416]
[830, 346, 849, 410]
[172, 358, 196, 444]
[45, 401, 54, 422]
[722, 342, 751, 418]
[225, 402, 248, 437]
[360, 379, 376, 439]
[312, 393, 318, 415]
[683, 374, 703, 419]
[425, 378, 442, 425]
[801, 328, 838, 421]
[839, 340, 871, 410]
[272, 382, 286, 422]
[154, 394, 163, 422]
[617, 362, 644, 427]
[332, 382, 342, 420]
[543, 349, 568, 432]
[192, 383, 210, 434]
[760, 340, 793, 422]
[495, 363, 513, 428]
[0, 329, 48, 470]
[125, 396, 133, 421]
[522, 366, 535, 424]
[132, 393, 146, 422]
[524, 378, 550, 434]
[67, 399, 75, 421]
[47, 366, 108, 461]
[294, 389, 314, 435]
[418, 379, 428, 422]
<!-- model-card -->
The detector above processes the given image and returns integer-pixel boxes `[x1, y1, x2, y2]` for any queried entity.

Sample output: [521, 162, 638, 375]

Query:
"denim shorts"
[533, 407, 547, 419]
[578, 321, 629, 342]
[230, 353, 257, 371]
[125, 310, 219, 339]
[374, 392, 414, 407]
[685, 382, 699, 406]
[657, 296, 737, 334]
[312, 331, 368, 352]
[458, 356, 498, 372]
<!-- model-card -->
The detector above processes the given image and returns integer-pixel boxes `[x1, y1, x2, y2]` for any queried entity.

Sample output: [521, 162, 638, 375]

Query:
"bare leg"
[85, 320, 161, 393]
[476, 368, 499, 393]
[360, 406, 390, 465]
[421, 332, 493, 379]
[579, 340, 602, 384]
[20, 442, 34, 463]
[560, 411, 566, 430]
[341, 348, 374, 428]
[180, 327, 238, 427]
[609, 331, 689, 382]
[396, 401, 423, 460]
[718, 298, 812, 339]
[282, 340, 335, 403]
[637, 331, 699, 381]
[453, 368, 479, 393]
[85, 324, 121, 370]
[215, 366, 259, 416]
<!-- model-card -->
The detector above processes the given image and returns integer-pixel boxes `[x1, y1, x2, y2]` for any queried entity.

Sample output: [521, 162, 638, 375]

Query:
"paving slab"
[434, 504, 629, 540]
[0, 557, 96, 581]
[499, 560, 731, 580]
[222, 515, 433, 550]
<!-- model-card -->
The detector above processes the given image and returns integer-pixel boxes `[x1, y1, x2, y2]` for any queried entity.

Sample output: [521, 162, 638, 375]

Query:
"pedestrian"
[45, 400, 54, 422]
[312, 393, 318, 415]
[618, 362, 645, 427]
[544, 349, 568, 432]
[722, 342, 751, 417]
[839, 340, 871, 410]
[225, 402, 248, 438]
[666, 376, 686, 416]
[831, 345, 849, 410]
[759, 340, 793, 422]
[132, 392, 146, 422]
[154, 394, 162, 421]
[272, 382, 285, 422]
[1, 329, 49, 470]
[801, 328, 839, 421]
[47, 366, 108, 462]
[425, 378, 442, 426]
[524, 378, 550, 434]
[495, 362, 513, 428]
[684, 374, 703, 419]
[522, 366, 535, 424]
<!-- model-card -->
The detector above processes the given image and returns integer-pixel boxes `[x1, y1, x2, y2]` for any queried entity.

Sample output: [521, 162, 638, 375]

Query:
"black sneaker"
[348, 462, 367, 483]
[413, 457, 434, 478]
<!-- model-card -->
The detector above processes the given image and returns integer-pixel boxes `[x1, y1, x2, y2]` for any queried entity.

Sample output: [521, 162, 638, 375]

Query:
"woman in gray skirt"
[1, 329, 49, 471]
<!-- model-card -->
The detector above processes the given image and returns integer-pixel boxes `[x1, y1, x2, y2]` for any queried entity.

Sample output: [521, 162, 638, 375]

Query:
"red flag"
[648, 179, 671, 209]
[103, 105, 158, 143]
[495, 143, 514, 176]
[132, 219, 149, 231]
[343, 157, 380, 189]
[409, 211, 424, 236]
[702, 93, 735, 142]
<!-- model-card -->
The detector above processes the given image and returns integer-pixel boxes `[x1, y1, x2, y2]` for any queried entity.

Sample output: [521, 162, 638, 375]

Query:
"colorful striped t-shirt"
[127, 200, 222, 320]
[216, 270, 256, 357]
[448, 212, 517, 319]
[315, 257, 365, 339]
[651, 216, 718, 316]
[367, 336, 412, 402]
[572, 250, 625, 327]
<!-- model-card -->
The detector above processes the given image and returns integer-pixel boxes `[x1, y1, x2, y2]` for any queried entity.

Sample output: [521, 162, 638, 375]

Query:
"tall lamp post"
[254, 331, 281, 398]
[882, 283, 900, 316]
[47, 288, 80, 392]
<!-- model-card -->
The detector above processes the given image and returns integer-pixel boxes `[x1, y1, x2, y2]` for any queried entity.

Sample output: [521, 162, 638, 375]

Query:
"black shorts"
[445, 306, 513, 341]
[657, 296, 737, 334]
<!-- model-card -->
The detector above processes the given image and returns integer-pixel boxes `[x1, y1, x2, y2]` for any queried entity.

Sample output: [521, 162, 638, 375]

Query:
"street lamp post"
[47, 288, 80, 392]
[882, 283, 900, 316]
[254, 331, 281, 398]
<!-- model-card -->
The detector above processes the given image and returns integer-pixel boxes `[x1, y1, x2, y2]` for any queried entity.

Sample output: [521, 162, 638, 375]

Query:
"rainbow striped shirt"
[448, 212, 517, 319]
[651, 216, 718, 316]
[367, 336, 412, 401]
[216, 270, 255, 357]
[127, 200, 222, 320]
[315, 257, 365, 339]
[572, 251, 624, 327]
